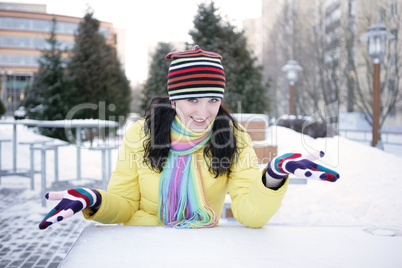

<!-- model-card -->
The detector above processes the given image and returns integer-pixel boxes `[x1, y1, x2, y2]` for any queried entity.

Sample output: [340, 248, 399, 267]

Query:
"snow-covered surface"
[267, 125, 402, 229]
[1, 119, 402, 266]
[61, 225, 402, 267]
[2, 118, 120, 128]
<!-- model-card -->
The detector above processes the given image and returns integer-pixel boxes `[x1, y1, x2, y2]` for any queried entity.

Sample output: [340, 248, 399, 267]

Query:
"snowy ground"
[1, 120, 402, 267]
[267, 125, 402, 231]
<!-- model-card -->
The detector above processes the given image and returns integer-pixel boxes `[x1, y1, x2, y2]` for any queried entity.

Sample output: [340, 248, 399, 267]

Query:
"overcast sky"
[4, 0, 262, 83]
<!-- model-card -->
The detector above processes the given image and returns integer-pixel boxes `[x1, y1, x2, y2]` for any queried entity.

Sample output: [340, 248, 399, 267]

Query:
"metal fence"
[339, 129, 402, 157]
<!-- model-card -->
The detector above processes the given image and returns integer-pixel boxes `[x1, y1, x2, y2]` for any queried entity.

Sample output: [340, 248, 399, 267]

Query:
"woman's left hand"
[266, 151, 340, 182]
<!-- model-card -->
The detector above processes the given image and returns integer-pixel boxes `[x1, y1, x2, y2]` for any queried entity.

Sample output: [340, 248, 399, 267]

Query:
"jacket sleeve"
[82, 120, 144, 224]
[228, 125, 289, 228]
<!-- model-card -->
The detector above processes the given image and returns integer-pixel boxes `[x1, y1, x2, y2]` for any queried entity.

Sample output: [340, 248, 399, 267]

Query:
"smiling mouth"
[191, 117, 206, 123]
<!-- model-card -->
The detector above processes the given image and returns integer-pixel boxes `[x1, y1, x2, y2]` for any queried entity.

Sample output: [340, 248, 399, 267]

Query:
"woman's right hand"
[39, 188, 101, 230]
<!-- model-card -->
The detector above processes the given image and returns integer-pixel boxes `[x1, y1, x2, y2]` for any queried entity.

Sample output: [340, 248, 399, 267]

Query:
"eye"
[209, 98, 220, 103]
[187, 98, 197, 103]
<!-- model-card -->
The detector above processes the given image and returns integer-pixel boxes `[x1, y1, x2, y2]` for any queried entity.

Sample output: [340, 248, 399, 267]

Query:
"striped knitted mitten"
[267, 151, 340, 182]
[39, 188, 101, 230]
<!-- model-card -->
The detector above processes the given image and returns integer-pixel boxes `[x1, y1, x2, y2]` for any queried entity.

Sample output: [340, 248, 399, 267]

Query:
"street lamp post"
[360, 24, 394, 147]
[282, 60, 303, 115]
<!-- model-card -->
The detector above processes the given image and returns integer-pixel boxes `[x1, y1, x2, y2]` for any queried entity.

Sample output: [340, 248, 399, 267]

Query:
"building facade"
[0, 2, 117, 115]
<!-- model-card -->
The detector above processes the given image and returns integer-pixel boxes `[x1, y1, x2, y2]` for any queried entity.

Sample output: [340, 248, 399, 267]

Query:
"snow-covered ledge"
[60, 225, 402, 267]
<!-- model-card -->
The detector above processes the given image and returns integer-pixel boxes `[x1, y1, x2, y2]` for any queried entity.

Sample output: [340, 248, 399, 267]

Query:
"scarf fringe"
[166, 206, 218, 229]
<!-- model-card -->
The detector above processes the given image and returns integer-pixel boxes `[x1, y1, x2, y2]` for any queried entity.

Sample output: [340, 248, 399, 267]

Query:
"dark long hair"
[143, 96, 242, 177]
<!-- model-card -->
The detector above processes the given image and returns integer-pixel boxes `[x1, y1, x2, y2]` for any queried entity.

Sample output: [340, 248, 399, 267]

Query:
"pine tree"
[68, 11, 131, 120]
[189, 2, 269, 113]
[141, 42, 174, 110]
[101, 44, 131, 120]
[23, 17, 74, 140]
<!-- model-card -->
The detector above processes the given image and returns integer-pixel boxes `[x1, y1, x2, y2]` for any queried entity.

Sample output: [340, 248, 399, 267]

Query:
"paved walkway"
[0, 178, 98, 268]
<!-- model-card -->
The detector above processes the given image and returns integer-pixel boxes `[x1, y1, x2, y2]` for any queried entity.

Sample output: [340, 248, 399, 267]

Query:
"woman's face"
[175, 97, 221, 132]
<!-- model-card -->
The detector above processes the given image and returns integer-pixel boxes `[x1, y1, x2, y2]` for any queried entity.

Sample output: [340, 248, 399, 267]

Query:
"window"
[391, 29, 397, 39]
[388, 79, 396, 94]
[0, 54, 40, 67]
[0, 17, 78, 35]
[326, 35, 332, 44]
[390, 3, 397, 17]
[4, 73, 33, 114]
[0, 36, 74, 50]
[388, 80, 396, 117]
[378, 8, 386, 22]
[349, 0, 355, 16]
[333, 8, 341, 22]
[99, 27, 110, 39]
[58, 21, 78, 35]
[389, 54, 396, 69]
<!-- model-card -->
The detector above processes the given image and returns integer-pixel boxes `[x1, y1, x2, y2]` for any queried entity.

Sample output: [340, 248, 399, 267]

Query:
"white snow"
[267, 125, 402, 230]
[1, 119, 402, 266]
[61, 225, 402, 267]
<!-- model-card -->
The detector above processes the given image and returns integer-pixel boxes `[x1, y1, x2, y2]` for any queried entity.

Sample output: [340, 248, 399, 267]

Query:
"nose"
[195, 101, 209, 117]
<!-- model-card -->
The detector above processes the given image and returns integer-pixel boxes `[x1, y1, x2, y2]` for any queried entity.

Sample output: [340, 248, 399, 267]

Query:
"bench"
[232, 113, 277, 165]
[221, 114, 307, 219]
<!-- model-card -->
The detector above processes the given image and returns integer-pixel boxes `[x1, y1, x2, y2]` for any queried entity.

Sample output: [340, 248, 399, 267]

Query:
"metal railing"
[339, 128, 402, 157]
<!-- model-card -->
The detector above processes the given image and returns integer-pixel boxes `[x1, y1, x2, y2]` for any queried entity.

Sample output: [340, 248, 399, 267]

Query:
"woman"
[39, 46, 339, 230]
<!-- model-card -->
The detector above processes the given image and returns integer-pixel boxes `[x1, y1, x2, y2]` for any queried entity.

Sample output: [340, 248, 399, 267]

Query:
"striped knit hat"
[165, 45, 225, 101]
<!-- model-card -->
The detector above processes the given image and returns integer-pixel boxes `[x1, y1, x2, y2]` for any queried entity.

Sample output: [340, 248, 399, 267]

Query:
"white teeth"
[192, 117, 205, 123]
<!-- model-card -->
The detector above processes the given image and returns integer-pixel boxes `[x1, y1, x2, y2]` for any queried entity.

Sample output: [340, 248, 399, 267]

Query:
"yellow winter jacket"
[83, 119, 289, 228]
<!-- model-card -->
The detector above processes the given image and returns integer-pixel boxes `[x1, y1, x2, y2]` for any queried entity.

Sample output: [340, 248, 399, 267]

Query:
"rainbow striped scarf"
[158, 116, 218, 228]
